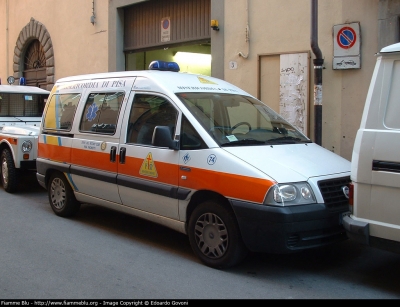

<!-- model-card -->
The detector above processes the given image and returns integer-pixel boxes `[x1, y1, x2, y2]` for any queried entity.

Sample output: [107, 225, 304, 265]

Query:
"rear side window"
[79, 92, 124, 134]
[384, 60, 400, 129]
[43, 93, 80, 131]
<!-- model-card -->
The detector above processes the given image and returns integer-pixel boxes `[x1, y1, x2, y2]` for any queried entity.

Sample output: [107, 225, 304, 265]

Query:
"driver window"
[181, 115, 207, 150]
[127, 94, 178, 145]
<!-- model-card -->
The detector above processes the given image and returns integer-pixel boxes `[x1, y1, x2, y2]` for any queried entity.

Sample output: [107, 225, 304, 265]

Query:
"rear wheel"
[48, 172, 80, 217]
[1, 149, 18, 193]
[188, 200, 248, 269]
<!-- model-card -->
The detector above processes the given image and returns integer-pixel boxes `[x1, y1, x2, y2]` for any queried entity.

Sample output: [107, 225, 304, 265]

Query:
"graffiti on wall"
[279, 53, 308, 135]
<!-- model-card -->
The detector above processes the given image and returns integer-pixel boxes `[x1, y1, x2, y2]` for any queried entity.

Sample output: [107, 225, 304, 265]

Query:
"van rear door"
[69, 88, 129, 204]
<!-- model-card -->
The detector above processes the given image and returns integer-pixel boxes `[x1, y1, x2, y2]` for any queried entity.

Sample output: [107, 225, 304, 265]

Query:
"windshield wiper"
[265, 136, 310, 144]
[221, 138, 265, 147]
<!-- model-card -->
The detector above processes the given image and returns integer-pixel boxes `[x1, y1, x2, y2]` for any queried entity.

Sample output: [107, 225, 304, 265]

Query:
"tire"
[48, 172, 80, 217]
[188, 200, 248, 269]
[1, 149, 18, 193]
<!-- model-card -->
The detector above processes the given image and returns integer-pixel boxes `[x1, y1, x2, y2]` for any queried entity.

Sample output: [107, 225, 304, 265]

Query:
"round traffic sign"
[337, 27, 356, 49]
[162, 19, 170, 30]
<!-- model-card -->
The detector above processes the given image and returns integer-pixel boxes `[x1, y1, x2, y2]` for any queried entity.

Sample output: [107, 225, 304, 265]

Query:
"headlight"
[264, 182, 316, 206]
[21, 140, 33, 153]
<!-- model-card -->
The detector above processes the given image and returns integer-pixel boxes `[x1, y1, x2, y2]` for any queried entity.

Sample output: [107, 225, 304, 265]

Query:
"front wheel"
[1, 149, 18, 193]
[188, 200, 248, 269]
[48, 172, 81, 217]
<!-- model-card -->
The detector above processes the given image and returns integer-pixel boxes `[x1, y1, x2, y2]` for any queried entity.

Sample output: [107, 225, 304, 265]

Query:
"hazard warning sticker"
[139, 152, 158, 178]
[197, 77, 217, 84]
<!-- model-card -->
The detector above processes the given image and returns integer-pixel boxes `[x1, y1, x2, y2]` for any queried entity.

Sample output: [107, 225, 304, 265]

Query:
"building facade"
[0, 0, 399, 160]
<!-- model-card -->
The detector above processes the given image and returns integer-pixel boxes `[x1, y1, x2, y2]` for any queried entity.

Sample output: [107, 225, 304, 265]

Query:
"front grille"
[317, 176, 350, 209]
[287, 234, 300, 247]
[286, 227, 347, 249]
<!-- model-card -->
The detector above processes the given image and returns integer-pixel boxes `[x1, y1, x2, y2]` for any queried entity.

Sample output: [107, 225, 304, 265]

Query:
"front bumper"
[20, 160, 36, 170]
[342, 215, 369, 245]
[230, 199, 348, 254]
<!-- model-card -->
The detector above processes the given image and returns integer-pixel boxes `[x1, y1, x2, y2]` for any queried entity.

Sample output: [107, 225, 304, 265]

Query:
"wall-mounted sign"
[161, 17, 170, 42]
[333, 22, 361, 70]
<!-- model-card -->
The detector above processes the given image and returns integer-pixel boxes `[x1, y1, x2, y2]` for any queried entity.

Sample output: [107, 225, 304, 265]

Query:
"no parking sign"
[337, 27, 356, 49]
[333, 22, 361, 69]
[161, 17, 170, 42]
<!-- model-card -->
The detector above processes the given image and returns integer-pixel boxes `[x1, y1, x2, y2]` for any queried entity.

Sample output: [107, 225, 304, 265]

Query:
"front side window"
[43, 93, 80, 130]
[181, 115, 207, 150]
[127, 94, 178, 145]
[79, 92, 124, 134]
[177, 93, 311, 146]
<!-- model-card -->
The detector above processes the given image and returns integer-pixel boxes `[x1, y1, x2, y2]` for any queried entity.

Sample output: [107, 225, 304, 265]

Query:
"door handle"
[110, 146, 116, 162]
[119, 147, 126, 164]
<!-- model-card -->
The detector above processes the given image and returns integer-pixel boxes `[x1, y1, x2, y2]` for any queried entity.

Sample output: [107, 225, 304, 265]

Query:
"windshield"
[176, 93, 311, 146]
[0, 92, 47, 117]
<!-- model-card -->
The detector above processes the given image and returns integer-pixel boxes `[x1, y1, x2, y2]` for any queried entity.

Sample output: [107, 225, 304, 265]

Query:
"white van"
[37, 61, 351, 269]
[0, 84, 49, 192]
[343, 43, 400, 254]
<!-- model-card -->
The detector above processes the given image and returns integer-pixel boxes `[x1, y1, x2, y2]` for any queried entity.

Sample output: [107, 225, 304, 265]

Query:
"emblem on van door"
[207, 154, 217, 165]
[101, 142, 107, 151]
[86, 104, 99, 121]
[139, 152, 158, 178]
[183, 152, 191, 164]
[342, 186, 349, 199]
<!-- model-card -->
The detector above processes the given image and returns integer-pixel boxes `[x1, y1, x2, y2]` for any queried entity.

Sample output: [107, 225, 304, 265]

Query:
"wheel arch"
[185, 190, 235, 232]
[44, 168, 64, 189]
[0, 141, 16, 166]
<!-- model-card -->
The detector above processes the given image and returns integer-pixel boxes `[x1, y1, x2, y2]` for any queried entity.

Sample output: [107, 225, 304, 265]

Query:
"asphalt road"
[0, 171, 399, 300]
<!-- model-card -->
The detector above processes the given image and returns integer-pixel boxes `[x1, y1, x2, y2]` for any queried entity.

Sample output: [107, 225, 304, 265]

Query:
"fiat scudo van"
[37, 61, 351, 269]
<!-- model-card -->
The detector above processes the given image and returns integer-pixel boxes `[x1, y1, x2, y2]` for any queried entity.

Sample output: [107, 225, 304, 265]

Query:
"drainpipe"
[238, 0, 250, 58]
[6, 0, 10, 80]
[311, 0, 323, 146]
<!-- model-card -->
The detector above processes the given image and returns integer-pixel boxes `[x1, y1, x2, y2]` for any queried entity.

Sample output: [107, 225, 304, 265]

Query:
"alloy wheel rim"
[2, 159, 8, 185]
[50, 178, 66, 209]
[194, 212, 228, 259]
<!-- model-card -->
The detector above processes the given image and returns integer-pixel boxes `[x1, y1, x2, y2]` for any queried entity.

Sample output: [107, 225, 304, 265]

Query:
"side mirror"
[152, 126, 179, 150]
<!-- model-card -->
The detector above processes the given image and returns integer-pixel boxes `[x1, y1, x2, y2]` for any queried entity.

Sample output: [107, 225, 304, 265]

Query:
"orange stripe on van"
[0, 137, 17, 145]
[39, 143, 117, 172]
[39, 145, 275, 204]
[70, 147, 117, 172]
[120, 156, 179, 185]
[38, 142, 71, 162]
[121, 156, 274, 204]
[180, 167, 275, 203]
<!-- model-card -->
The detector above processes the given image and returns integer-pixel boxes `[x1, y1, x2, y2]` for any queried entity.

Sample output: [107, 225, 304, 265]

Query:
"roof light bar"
[148, 61, 180, 72]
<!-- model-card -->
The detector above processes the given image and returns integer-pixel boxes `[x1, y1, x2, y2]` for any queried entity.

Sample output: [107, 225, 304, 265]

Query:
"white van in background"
[0, 84, 49, 192]
[343, 42, 400, 253]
